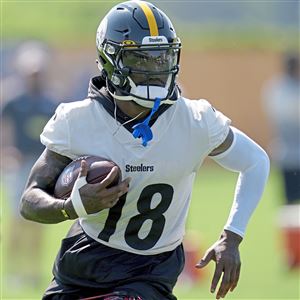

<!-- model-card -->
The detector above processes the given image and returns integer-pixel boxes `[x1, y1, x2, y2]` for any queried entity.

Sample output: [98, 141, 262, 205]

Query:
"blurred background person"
[262, 53, 300, 269]
[1, 40, 57, 288]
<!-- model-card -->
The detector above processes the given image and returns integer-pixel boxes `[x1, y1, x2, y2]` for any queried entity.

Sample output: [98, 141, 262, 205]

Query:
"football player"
[20, 1, 270, 299]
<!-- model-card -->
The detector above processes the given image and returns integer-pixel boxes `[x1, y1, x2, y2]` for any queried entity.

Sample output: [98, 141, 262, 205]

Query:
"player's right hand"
[195, 230, 242, 299]
[65, 160, 131, 218]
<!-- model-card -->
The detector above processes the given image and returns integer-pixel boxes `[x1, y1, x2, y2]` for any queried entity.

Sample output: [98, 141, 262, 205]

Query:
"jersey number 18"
[98, 183, 174, 250]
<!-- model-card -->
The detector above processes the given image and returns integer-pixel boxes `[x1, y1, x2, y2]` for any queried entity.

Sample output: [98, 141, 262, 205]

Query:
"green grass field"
[1, 164, 299, 300]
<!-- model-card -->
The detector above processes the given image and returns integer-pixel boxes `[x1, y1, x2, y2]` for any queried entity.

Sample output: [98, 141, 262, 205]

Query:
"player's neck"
[115, 99, 151, 119]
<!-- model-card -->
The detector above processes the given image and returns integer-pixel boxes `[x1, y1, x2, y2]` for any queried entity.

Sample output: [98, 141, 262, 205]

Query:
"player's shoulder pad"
[53, 99, 95, 119]
[180, 97, 216, 121]
[56, 99, 93, 114]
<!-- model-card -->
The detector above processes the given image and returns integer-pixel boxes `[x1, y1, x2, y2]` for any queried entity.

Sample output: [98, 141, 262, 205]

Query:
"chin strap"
[132, 97, 161, 147]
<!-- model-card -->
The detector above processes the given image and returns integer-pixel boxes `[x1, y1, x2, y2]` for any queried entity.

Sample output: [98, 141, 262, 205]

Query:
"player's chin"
[130, 99, 151, 111]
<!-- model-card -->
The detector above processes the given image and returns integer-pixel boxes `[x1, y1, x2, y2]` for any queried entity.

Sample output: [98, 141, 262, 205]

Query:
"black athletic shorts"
[43, 221, 185, 300]
[282, 168, 300, 204]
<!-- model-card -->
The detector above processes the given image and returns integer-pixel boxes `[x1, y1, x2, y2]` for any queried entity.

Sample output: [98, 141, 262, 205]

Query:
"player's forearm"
[223, 156, 269, 237]
[20, 187, 68, 224]
[212, 127, 270, 237]
[19, 149, 72, 223]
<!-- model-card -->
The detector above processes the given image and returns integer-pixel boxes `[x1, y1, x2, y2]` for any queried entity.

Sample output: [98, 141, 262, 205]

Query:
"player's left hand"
[195, 230, 242, 299]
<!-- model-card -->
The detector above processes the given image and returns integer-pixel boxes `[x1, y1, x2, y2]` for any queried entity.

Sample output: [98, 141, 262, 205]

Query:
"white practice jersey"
[41, 96, 231, 255]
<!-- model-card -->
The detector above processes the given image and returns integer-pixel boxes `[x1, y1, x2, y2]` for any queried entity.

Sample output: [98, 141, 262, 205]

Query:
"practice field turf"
[1, 164, 299, 300]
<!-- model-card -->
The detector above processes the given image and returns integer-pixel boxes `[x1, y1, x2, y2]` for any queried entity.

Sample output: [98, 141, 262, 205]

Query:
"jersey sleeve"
[200, 100, 231, 151]
[40, 103, 73, 158]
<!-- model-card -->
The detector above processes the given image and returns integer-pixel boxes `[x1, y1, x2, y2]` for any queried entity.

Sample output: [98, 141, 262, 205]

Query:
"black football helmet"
[96, 0, 181, 108]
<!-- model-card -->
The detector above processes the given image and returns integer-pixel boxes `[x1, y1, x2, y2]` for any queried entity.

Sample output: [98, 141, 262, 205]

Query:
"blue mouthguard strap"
[132, 97, 161, 147]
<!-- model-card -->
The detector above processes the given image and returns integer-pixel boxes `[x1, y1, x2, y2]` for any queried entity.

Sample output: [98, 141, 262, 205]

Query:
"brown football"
[54, 156, 121, 199]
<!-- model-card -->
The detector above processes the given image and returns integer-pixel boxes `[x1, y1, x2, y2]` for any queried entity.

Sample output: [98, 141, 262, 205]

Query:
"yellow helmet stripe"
[137, 1, 159, 36]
